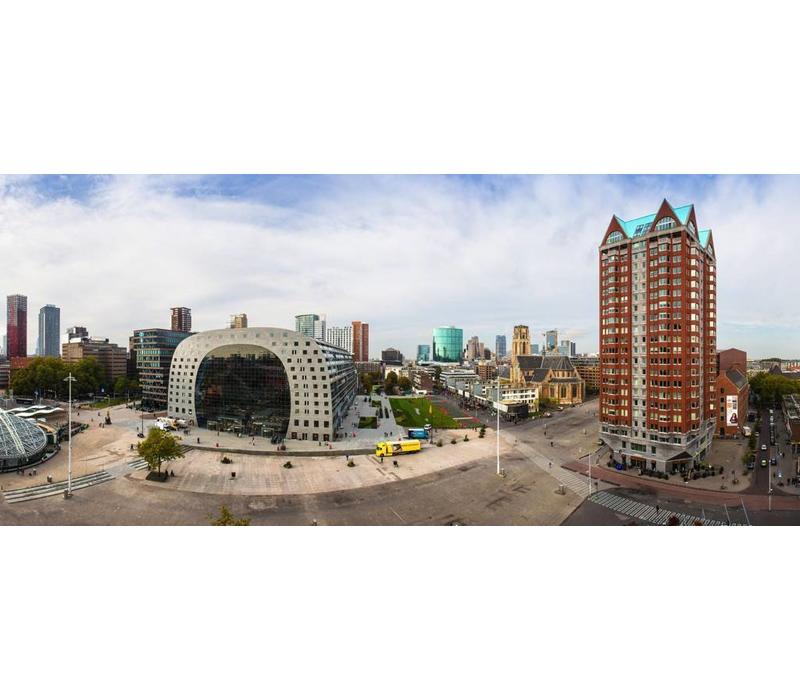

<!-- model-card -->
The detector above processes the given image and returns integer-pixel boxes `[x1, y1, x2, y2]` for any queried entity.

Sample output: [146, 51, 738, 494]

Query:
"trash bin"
[231, 471, 236, 479]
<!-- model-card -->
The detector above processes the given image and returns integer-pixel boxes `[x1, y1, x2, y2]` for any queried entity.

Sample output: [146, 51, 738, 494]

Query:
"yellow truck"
[375, 439, 422, 457]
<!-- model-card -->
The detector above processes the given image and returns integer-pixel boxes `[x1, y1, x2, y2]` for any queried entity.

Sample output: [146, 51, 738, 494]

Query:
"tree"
[137, 427, 185, 473]
[361, 373, 373, 395]
[384, 370, 399, 395]
[73, 357, 104, 396]
[114, 376, 128, 396]
[398, 376, 412, 392]
[210, 505, 251, 526]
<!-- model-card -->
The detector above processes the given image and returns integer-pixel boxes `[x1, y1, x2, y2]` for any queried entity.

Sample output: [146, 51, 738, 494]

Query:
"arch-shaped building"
[167, 327, 357, 442]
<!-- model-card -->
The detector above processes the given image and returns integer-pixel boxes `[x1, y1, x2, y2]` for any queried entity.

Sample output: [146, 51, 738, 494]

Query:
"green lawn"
[87, 397, 128, 409]
[389, 397, 459, 428]
[358, 416, 377, 429]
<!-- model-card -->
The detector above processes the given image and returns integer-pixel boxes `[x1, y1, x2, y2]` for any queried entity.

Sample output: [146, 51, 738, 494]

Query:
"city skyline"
[1, 174, 798, 358]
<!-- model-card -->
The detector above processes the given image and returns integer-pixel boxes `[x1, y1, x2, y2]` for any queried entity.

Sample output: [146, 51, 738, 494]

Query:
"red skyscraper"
[599, 200, 717, 474]
[7, 294, 28, 359]
[352, 321, 369, 362]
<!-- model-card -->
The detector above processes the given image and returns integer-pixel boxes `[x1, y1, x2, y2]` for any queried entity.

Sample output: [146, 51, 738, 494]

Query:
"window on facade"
[655, 217, 676, 231]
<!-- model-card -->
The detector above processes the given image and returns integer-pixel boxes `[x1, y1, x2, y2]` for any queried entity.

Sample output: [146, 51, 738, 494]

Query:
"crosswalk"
[589, 490, 745, 526]
[3, 470, 115, 504]
[502, 436, 590, 498]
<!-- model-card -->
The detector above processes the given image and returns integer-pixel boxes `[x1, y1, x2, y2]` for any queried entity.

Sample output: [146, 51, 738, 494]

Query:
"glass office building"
[195, 344, 290, 436]
[432, 326, 463, 363]
[417, 344, 430, 362]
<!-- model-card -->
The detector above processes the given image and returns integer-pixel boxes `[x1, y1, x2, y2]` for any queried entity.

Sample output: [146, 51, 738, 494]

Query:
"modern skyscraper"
[599, 200, 717, 473]
[130, 328, 193, 409]
[531, 343, 540, 355]
[37, 304, 61, 357]
[230, 313, 248, 329]
[557, 339, 576, 357]
[6, 294, 27, 359]
[171, 307, 192, 333]
[465, 336, 484, 362]
[432, 326, 463, 363]
[326, 325, 353, 353]
[352, 321, 370, 362]
[544, 329, 558, 353]
[495, 335, 507, 359]
[417, 344, 430, 362]
[295, 314, 326, 341]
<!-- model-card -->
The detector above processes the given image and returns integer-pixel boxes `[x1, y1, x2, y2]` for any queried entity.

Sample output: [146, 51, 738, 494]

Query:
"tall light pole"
[496, 380, 501, 476]
[64, 373, 75, 498]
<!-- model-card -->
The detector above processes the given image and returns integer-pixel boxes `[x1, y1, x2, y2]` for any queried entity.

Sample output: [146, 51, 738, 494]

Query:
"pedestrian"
[656, 504, 660, 515]
[197, 437, 200, 444]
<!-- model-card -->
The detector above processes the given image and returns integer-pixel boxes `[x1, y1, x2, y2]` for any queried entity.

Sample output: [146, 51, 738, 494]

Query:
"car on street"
[544, 412, 552, 418]
[761, 444, 767, 451]
[770, 457, 778, 466]
[761, 458, 768, 467]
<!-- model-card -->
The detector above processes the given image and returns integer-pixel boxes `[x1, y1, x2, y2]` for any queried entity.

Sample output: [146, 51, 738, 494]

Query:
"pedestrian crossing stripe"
[589, 490, 745, 526]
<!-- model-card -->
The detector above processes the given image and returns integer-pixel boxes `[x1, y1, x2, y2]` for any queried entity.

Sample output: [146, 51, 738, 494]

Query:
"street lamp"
[64, 373, 76, 498]
[496, 380, 501, 477]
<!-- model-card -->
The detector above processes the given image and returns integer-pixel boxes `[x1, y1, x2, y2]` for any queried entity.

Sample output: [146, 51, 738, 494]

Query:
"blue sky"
[1, 174, 797, 359]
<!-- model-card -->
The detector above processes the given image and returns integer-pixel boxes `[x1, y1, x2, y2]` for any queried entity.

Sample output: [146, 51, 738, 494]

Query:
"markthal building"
[167, 327, 357, 442]
[0, 410, 48, 471]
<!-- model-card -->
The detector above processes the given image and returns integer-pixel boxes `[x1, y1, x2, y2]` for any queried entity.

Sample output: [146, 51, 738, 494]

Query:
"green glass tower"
[432, 326, 463, 363]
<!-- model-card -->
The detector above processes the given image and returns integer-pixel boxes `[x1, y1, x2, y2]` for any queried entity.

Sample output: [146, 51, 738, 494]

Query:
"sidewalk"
[564, 461, 800, 511]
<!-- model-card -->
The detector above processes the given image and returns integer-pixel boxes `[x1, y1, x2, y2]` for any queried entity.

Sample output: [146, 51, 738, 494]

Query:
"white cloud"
[0, 175, 797, 359]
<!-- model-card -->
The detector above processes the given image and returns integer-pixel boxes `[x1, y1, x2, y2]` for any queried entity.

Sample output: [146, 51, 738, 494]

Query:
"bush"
[283, 461, 293, 469]
[436, 439, 443, 447]
[667, 515, 681, 526]
[221, 456, 232, 464]
[347, 459, 355, 467]
[450, 437, 457, 445]
[463, 435, 469, 442]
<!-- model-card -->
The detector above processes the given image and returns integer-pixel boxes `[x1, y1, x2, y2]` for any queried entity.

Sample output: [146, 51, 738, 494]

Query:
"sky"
[0, 174, 797, 360]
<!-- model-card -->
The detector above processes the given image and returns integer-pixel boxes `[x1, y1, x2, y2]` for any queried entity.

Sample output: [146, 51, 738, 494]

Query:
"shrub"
[436, 439, 443, 447]
[283, 461, 293, 469]
[347, 459, 355, 467]
[450, 437, 457, 445]
[667, 515, 681, 526]
[463, 435, 469, 442]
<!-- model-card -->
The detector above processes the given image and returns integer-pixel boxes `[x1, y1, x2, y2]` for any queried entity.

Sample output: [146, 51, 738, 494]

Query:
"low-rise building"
[716, 366, 749, 437]
[782, 395, 800, 454]
[572, 356, 600, 393]
[62, 337, 128, 386]
[476, 361, 497, 382]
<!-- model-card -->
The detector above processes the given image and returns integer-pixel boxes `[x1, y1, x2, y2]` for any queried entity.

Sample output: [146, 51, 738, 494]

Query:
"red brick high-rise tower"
[598, 200, 716, 473]
[351, 321, 369, 362]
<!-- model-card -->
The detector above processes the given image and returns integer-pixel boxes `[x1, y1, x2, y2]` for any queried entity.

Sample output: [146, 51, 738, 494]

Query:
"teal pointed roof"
[699, 229, 711, 248]
[613, 201, 705, 242]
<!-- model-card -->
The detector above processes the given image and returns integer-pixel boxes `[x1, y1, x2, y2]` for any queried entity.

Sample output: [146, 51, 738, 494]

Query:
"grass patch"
[87, 397, 128, 409]
[389, 397, 459, 428]
[358, 416, 377, 429]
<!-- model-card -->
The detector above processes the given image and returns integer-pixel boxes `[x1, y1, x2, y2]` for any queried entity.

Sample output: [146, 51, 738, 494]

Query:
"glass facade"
[195, 344, 290, 437]
[432, 327, 463, 363]
[417, 344, 430, 362]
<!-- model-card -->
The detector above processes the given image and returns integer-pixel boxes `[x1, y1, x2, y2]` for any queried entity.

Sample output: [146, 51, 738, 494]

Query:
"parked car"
[761, 459, 768, 467]
[770, 457, 778, 466]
